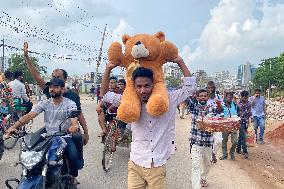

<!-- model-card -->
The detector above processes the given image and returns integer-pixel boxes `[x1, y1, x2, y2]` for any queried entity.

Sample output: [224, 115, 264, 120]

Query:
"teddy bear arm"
[108, 42, 124, 66]
[121, 56, 129, 68]
[160, 41, 179, 64]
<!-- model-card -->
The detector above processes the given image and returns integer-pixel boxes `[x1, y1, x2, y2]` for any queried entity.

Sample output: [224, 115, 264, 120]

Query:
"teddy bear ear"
[154, 31, 165, 42]
[122, 34, 131, 45]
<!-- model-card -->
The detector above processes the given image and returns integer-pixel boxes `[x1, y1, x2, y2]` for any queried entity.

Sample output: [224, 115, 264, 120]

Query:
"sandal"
[201, 179, 208, 187]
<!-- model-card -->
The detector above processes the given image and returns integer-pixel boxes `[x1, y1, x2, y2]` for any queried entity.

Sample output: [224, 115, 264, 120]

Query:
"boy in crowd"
[237, 90, 252, 159]
[206, 81, 223, 163]
[219, 92, 238, 160]
[250, 89, 266, 144]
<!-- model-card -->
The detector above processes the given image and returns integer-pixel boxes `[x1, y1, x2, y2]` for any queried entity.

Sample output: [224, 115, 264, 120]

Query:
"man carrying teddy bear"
[100, 55, 196, 189]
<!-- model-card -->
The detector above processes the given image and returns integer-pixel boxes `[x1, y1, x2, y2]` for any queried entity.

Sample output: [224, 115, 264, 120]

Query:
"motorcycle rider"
[22, 42, 88, 168]
[5, 78, 82, 183]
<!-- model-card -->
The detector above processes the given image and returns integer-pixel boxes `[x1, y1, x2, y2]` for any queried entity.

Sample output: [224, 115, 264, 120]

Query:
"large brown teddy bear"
[108, 31, 178, 123]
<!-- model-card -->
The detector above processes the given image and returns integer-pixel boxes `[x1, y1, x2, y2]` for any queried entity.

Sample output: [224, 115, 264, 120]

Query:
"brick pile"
[266, 97, 284, 121]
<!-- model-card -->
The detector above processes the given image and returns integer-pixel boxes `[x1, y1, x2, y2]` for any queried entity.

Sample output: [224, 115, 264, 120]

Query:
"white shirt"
[103, 91, 122, 106]
[169, 115, 176, 155]
[104, 77, 196, 168]
[9, 79, 29, 102]
[207, 93, 223, 112]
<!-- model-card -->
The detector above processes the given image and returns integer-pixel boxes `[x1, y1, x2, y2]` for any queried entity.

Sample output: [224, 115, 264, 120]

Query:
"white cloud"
[0, 0, 118, 75]
[104, 19, 135, 75]
[111, 19, 135, 44]
[182, 0, 284, 73]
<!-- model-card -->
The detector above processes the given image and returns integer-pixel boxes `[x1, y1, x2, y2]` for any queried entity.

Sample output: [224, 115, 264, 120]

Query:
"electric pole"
[95, 25, 107, 86]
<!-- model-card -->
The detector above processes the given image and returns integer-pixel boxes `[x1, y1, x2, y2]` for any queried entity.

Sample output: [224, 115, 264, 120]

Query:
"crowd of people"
[177, 81, 266, 188]
[3, 42, 267, 189]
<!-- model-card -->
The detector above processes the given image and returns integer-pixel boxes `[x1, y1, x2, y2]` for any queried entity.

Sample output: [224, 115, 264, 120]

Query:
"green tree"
[165, 76, 181, 89]
[274, 53, 284, 90]
[252, 53, 284, 92]
[7, 53, 47, 84]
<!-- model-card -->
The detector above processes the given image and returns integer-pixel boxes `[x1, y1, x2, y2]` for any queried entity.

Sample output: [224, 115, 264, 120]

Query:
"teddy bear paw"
[146, 95, 169, 116]
[117, 104, 141, 123]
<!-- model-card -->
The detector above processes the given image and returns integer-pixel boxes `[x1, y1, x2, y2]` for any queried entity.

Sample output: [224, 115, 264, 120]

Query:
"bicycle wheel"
[3, 119, 18, 150]
[102, 131, 115, 172]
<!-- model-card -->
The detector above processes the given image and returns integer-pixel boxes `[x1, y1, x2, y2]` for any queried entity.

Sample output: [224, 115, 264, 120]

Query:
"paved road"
[0, 99, 260, 189]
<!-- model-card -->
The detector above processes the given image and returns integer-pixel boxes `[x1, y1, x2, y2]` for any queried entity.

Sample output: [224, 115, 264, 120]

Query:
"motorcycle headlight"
[20, 151, 44, 170]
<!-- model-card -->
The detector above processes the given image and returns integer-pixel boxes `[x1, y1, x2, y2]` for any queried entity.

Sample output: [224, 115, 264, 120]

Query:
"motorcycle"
[5, 110, 80, 189]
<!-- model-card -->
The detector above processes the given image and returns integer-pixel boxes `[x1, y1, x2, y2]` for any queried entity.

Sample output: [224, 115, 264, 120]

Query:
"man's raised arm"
[170, 56, 196, 105]
[172, 55, 191, 77]
[23, 42, 46, 90]
[100, 62, 117, 97]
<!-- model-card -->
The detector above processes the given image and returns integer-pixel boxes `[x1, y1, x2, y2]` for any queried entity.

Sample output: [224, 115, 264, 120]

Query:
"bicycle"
[102, 112, 131, 172]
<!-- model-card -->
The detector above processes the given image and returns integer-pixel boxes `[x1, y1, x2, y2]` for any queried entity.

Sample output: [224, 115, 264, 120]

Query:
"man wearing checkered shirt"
[189, 88, 222, 189]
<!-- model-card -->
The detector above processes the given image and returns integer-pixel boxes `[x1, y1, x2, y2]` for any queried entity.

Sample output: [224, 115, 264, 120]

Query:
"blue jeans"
[65, 137, 83, 177]
[237, 121, 248, 154]
[253, 116, 265, 142]
[72, 131, 84, 169]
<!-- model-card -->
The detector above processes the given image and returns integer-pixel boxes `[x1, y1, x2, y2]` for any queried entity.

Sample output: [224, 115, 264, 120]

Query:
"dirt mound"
[266, 123, 284, 147]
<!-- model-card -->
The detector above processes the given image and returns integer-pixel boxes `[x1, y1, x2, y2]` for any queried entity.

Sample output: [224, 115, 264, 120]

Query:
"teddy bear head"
[122, 31, 166, 61]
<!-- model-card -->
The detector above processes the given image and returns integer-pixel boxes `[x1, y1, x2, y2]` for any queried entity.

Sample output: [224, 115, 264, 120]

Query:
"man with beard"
[5, 78, 82, 183]
[206, 81, 223, 163]
[22, 42, 88, 172]
[189, 89, 222, 189]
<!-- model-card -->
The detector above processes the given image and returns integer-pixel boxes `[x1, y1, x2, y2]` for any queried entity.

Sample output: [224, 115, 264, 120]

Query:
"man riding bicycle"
[97, 76, 119, 136]
[97, 78, 127, 139]
[5, 78, 82, 184]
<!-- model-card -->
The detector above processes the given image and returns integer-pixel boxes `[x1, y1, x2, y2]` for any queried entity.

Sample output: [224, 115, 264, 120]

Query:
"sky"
[1, 0, 284, 76]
